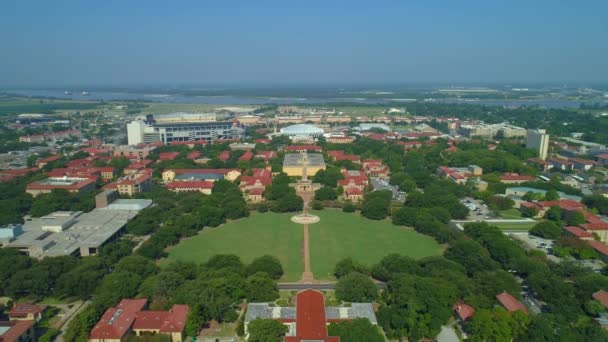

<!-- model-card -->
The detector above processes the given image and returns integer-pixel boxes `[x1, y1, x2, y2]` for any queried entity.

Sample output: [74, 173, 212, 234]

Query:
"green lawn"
[498, 209, 523, 219]
[491, 221, 537, 231]
[163, 212, 304, 281]
[163, 210, 443, 281]
[308, 210, 443, 280]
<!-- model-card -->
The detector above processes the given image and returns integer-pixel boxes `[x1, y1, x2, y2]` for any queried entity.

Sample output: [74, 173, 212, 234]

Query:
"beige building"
[103, 172, 152, 196]
[526, 129, 550, 160]
[282, 153, 326, 177]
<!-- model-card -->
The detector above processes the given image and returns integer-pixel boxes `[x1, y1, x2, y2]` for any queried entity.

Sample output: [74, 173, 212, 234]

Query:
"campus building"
[89, 299, 189, 342]
[25, 176, 97, 197]
[283, 153, 326, 177]
[127, 113, 244, 145]
[3, 192, 151, 258]
[161, 168, 241, 182]
[245, 289, 377, 341]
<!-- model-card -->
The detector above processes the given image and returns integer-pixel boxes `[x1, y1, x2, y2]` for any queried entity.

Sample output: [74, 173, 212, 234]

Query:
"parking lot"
[460, 197, 492, 220]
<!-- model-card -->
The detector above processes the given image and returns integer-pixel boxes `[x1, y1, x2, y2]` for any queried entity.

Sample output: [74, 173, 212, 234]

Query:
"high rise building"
[526, 129, 550, 160]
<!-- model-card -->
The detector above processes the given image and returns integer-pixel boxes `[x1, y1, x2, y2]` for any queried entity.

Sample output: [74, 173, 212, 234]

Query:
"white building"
[526, 129, 550, 160]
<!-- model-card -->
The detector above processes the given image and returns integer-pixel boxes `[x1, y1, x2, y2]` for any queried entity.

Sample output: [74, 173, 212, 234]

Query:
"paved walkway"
[300, 223, 315, 284]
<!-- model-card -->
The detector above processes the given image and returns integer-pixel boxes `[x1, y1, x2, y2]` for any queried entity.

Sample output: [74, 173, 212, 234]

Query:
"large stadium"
[280, 124, 324, 138]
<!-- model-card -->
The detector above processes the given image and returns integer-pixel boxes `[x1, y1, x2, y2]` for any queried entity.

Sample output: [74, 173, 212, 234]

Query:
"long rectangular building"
[3, 196, 152, 258]
[127, 113, 244, 145]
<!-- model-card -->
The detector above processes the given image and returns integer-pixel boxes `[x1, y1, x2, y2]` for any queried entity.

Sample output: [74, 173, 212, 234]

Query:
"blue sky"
[0, 0, 606, 86]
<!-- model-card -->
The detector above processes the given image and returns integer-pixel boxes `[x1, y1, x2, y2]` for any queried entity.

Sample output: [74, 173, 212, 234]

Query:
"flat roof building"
[26, 176, 97, 197]
[4, 199, 151, 258]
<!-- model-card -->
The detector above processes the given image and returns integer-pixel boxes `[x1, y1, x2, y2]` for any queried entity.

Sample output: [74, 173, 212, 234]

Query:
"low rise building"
[113, 145, 157, 160]
[9, 304, 46, 322]
[499, 173, 536, 184]
[496, 292, 528, 315]
[165, 181, 214, 194]
[103, 171, 152, 196]
[0, 320, 35, 341]
[26, 176, 97, 197]
[283, 153, 326, 177]
[162, 168, 241, 182]
[4, 196, 151, 258]
[89, 299, 189, 342]
[245, 289, 377, 341]
[363, 159, 389, 178]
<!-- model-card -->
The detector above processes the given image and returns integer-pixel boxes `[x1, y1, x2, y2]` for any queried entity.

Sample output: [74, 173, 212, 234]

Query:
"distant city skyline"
[1, 0, 607, 87]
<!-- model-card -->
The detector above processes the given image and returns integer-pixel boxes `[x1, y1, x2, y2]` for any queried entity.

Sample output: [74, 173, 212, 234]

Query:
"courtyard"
[163, 210, 443, 281]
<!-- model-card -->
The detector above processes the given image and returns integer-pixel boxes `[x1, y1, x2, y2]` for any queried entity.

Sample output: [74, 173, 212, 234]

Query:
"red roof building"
[90, 299, 188, 341]
[158, 152, 180, 161]
[124, 160, 153, 174]
[0, 320, 35, 341]
[37, 154, 63, 168]
[593, 290, 608, 309]
[284, 290, 340, 342]
[0, 168, 39, 182]
[26, 176, 97, 197]
[9, 303, 46, 322]
[239, 151, 254, 161]
[564, 226, 594, 240]
[219, 150, 231, 162]
[255, 138, 271, 144]
[453, 301, 475, 321]
[165, 181, 214, 194]
[496, 292, 528, 314]
[255, 150, 277, 161]
[240, 168, 272, 192]
[186, 151, 202, 160]
[589, 240, 608, 258]
[90, 299, 147, 340]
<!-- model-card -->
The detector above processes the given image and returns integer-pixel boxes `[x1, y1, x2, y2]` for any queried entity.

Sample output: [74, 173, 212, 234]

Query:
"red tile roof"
[496, 292, 528, 314]
[255, 151, 277, 161]
[9, 304, 46, 318]
[89, 299, 147, 340]
[589, 240, 608, 256]
[345, 188, 363, 196]
[255, 138, 271, 144]
[26, 177, 97, 191]
[0, 320, 34, 341]
[38, 154, 62, 164]
[453, 302, 475, 321]
[219, 150, 230, 161]
[564, 226, 594, 238]
[581, 223, 608, 231]
[538, 199, 585, 210]
[593, 290, 608, 309]
[158, 152, 180, 161]
[187, 151, 202, 160]
[239, 151, 254, 161]
[248, 188, 264, 196]
[284, 290, 340, 342]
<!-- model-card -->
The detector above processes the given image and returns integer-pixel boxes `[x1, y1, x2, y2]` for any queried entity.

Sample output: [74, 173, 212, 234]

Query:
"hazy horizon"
[1, 0, 607, 87]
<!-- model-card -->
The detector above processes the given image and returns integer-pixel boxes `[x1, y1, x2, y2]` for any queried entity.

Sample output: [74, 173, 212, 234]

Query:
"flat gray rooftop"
[7, 199, 151, 258]
[283, 153, 325, 167]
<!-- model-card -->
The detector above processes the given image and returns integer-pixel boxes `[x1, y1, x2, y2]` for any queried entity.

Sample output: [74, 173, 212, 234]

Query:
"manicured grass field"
[163, 210, 443, 281]
[491, 221, 536, 231]
[308, 210, 443, 280]
[163, 212, 304, 281]
[498, 209, 523, 219]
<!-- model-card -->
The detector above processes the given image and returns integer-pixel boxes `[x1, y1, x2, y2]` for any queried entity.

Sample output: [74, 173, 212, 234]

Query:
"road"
[278, 281, 386, 291]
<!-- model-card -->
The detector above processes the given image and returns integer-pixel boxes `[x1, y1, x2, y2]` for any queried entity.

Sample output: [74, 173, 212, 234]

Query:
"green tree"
[315, 186, 338, 201]
[247, 318, 289, 342]
[565, 210, 586, 226]
[334, 257, 369, 278]
[530, 220, 563, 239]
[246, 255, 284, 280]
[335, 272, 377, 302]
[245, 272, 279, 302]
[327, 318, 384, 342]
[544, 189, 560, 201]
